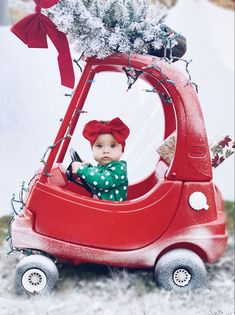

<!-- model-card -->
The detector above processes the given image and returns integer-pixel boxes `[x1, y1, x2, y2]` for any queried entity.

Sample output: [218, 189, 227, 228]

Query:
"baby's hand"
[71, 162, 83, 175]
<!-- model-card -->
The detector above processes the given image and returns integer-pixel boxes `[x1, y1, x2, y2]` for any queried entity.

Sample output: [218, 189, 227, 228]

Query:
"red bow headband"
[83, 117, 130, 152]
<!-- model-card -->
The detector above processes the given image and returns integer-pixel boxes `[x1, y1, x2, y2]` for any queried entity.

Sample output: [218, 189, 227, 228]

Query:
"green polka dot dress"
[77, 161, 128, 201]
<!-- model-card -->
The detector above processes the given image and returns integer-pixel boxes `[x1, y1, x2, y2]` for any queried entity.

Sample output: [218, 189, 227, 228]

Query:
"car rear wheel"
[154, 248, 207, 292]
[14, 254, 59, 295]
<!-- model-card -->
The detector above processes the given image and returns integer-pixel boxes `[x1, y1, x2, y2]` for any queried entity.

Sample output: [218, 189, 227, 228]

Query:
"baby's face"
[92, 134, 123, 165]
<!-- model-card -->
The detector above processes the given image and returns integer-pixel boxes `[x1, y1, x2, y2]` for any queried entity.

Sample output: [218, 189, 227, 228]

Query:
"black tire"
[14, 255, 59, 295]
[154, 249, 207, 292]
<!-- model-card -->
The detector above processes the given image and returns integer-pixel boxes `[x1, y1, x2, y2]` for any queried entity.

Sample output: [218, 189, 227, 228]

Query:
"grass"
[224, 200, 235, 232]
[0, 215, 11, 244]
[0, 201, 234, 244]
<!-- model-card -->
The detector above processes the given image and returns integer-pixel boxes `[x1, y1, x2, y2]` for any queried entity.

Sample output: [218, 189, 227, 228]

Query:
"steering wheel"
[69, 148, 83, 163]
[66, 148, 92, 193]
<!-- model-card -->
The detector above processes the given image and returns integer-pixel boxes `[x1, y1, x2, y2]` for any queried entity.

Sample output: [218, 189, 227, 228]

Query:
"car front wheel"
[14, 254, 59, 295]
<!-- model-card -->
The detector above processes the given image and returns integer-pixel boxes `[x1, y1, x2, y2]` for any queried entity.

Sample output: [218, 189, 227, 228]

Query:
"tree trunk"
[0, 0, 10, 26]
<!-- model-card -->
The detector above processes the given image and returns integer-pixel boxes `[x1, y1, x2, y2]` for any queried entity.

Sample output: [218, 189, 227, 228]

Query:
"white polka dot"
[121, 175, 124, 179]
[115, 190, 119, 194]
[111, 167, 115, 170]
[123, 186, 127, 190]
[105, 181, 109, 185]
[106, 172, 110, 176]
[120, 166, 124, 170]
[105, 190, 108, 192]
[101, 175, 105, 180]
[93, 181, 98, 185]
[119, 198, 123, 201]
[82, 175, 86, 179]
[98, 192, 101, 196]
[90, 172, 95, 176]
[110, 195, 113, 199]
[95, 169, 98, 172]
[79, 166, 84, 170]
[115, 175, 118, 179]
[112, 184, 115, 187]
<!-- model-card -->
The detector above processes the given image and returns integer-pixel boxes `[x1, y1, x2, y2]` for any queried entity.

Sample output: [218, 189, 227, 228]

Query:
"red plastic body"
[11, 54, 227, 268]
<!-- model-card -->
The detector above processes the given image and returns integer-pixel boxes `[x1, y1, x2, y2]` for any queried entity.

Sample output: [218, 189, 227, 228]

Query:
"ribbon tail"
[45, 18, 75, 88]
[57, 45, 75, 89]
[55, 33, 75, 88]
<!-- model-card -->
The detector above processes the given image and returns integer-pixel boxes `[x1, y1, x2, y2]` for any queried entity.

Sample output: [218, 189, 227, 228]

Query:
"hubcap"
[173, 268, 191, 287]
[22, 268, 47, 293]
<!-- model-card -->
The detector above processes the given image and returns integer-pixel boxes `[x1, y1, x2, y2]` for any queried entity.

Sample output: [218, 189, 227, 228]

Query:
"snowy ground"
[0, 234, 234, 315]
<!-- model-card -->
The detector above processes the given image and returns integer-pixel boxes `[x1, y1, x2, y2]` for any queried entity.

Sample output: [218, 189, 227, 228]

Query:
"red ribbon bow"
[83, 117, 130, 151]
[11, 0, 75, 88]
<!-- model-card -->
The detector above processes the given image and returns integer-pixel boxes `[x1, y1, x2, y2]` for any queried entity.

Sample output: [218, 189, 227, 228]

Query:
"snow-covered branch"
[47, 0, 180, 58]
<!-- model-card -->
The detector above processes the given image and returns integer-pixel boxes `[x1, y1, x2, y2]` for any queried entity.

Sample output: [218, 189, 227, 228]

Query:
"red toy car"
[11, 54, 227, 295]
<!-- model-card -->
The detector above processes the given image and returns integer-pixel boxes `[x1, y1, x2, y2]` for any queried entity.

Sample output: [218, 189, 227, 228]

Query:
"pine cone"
[148, 26, 187, 62]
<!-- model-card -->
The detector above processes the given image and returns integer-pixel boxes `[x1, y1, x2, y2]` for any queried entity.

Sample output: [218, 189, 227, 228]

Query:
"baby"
[72, 117, 130, 201]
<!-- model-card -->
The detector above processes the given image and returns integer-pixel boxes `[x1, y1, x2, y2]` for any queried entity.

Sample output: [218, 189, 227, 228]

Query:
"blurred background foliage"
[1, 0, 234, 26]
[158, 0, 235, 10]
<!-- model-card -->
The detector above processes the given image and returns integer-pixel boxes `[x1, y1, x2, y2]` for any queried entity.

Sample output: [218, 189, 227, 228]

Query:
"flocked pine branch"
[47, 0, 180, 58]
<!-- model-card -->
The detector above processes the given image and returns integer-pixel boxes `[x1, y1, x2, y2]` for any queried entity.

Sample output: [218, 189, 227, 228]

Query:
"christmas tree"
[47, 0, 186, 59]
